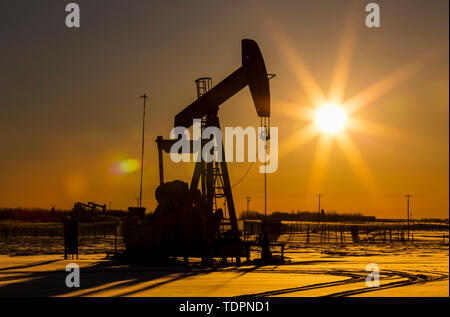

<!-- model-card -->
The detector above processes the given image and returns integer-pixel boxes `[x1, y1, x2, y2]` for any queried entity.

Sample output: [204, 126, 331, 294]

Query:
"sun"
[315, 104, 347, 134]
[273, 19, 434, 194]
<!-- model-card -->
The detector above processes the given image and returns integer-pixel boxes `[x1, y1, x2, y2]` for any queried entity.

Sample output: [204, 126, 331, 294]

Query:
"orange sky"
[0, 0, 448, 219]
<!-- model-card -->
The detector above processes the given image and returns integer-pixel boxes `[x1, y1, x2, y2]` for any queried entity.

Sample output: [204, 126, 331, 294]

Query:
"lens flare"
[315, 104, 347, 134]
[110, 158, 140, 175]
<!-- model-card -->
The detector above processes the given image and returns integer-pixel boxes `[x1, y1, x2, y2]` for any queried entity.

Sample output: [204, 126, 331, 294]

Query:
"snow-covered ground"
[0, 230, 447, 297]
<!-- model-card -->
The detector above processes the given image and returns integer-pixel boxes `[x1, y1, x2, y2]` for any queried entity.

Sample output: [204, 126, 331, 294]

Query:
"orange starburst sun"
[315, 103, 347, 134]
[269, 13, 439, 196]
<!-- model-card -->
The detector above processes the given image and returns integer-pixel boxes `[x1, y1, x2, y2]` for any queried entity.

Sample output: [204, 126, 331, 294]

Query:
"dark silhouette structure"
[63, 219, 78, 259]
[138, 94, 148, 208]
[123, 39, 272, 264]
[71, 201, 107, 221]
[156, 39, 270, 236]
[405, 194, 413, 240]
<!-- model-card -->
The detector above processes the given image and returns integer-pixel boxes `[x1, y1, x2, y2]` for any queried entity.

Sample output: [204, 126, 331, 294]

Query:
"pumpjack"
[121, 39, 271, 264]
[88, 202, 107, 213]
[72, 201, 107, 221]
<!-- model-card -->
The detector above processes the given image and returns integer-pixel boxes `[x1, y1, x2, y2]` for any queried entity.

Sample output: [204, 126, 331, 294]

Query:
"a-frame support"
[189, 114, 238, 237]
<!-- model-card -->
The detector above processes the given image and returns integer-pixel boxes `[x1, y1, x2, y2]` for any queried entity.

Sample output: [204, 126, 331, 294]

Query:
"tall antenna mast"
[139, 94, 148, 208]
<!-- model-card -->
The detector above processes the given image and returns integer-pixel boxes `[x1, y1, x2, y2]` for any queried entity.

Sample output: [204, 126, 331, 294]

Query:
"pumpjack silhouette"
[121, 39, 273, 265]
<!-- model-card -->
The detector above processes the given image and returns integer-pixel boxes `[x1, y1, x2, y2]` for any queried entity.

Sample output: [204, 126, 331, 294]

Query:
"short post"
[306, 224, 310, 244]
[245, 244, 250, 262]
[114, 227, 117, 253]
[63, 219, 78, 260]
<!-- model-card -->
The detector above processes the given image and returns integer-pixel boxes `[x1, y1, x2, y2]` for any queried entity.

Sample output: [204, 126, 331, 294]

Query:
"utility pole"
[139, 94, 148, 208]
[246, 196, 251, 219]
[405, 194, 413, 241]
[317, 193, 323, 224]
[317, 193, 323, 213]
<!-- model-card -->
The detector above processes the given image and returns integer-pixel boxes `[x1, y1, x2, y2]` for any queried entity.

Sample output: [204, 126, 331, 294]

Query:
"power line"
[231, 162, 254, 189]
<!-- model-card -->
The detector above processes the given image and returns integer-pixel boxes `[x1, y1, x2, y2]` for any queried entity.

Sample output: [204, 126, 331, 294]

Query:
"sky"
[0, 0, 448, 219]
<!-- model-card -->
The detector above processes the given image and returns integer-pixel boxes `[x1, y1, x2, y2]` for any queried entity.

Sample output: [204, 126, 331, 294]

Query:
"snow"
[0, 230, 447, 297]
